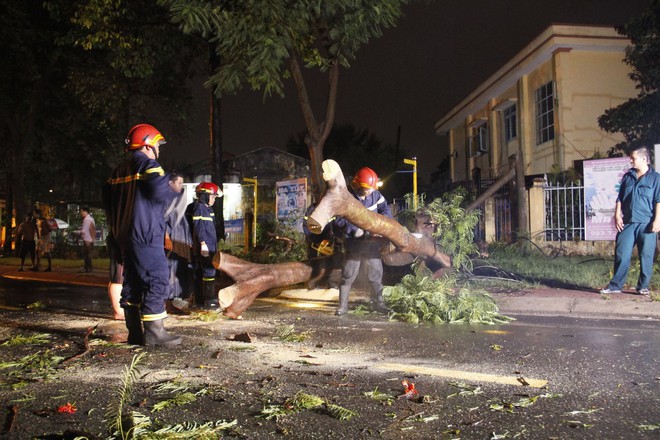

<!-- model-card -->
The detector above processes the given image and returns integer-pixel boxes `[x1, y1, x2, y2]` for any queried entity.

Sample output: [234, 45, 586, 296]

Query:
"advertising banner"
[276, 178, 307, 231]
[583, 157, 630, 240]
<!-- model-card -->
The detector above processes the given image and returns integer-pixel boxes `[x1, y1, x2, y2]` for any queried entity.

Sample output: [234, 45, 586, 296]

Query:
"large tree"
[286, 123, 411, 199]
[598, 0, 660, 151]
[158, 0, 408, 198]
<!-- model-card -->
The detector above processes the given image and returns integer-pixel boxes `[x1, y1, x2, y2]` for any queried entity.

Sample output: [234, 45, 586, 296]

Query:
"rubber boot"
[371, 290, 391, 314]
[124, 307, 144, 345]
[203, 280, 219, 310]
[144, 319, 182, 346]
[335, 286, 350, 315]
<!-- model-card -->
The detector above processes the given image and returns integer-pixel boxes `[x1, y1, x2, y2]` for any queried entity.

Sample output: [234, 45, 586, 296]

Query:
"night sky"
[163, 0, 651, 182]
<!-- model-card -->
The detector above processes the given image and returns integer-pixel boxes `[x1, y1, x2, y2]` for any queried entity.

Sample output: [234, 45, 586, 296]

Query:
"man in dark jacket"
[188, 182, 222, 310]
[334, 167, 392, 315]
[104, 123, 182, 346]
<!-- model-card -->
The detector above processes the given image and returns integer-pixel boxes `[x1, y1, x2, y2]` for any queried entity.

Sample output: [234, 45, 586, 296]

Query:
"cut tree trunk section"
[212, 159, 451, 318]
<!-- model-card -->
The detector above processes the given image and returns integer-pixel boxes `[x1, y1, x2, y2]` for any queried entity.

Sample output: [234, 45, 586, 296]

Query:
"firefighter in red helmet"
[103, 123, 183, 346]
[187, 182, 222, 309]
[333, 167, 392, 315]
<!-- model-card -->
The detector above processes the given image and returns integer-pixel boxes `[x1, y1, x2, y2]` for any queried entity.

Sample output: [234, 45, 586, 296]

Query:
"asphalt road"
[0, 278, 658, 439]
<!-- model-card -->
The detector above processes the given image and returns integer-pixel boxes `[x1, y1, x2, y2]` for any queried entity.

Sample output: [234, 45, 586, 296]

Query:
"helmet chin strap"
[148, 145, 159, 159]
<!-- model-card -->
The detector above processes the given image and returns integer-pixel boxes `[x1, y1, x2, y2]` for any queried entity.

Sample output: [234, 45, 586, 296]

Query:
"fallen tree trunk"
[212, 159, 451, 318]
[213, 252, 312, 319]
[307, 160, 451, 271]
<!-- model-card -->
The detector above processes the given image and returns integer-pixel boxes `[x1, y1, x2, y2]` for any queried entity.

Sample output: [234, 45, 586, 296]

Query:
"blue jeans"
[608, 222, 657, 290]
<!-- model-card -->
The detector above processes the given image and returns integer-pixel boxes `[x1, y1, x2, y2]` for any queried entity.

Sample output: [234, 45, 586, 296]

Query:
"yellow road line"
[0, 305, 24, 311]
[374, 362, 548, 388]
[2, 274, 104, 287]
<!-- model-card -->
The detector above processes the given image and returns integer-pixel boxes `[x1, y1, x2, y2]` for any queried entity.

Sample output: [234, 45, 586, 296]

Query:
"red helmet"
[195, 182, 222, 196]
[352, 167, 379, 190]
[125, 124, 166, 150]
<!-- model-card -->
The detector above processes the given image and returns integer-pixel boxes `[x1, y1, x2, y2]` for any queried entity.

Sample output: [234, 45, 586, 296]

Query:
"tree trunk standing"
[2, 152, 14, 254]
[209, 48, 225, 240]
[11, 130, 28, 233]
[290, 56, 338, 201]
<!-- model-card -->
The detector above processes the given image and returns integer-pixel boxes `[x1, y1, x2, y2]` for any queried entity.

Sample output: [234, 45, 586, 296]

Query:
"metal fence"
[544, 182, 584, 241]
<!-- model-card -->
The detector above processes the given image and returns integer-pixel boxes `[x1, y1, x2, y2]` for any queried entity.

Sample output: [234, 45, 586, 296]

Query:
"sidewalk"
[1, 264, 658, 320]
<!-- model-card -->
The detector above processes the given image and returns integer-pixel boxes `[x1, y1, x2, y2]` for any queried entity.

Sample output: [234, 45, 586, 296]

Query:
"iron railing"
[543, 182, 584, 241]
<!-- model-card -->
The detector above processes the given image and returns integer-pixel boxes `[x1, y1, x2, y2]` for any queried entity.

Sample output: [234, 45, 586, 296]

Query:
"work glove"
[200, 243, 210, 257]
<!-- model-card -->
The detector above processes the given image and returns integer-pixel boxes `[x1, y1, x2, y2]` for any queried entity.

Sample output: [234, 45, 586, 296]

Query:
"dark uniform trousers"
[122, 245, 169, 321]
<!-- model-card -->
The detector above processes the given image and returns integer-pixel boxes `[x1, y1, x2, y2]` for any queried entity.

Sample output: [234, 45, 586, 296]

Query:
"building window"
[472, 123, 489, 154]
[503, 104, 517, 142]
[535, 81, 555, 145]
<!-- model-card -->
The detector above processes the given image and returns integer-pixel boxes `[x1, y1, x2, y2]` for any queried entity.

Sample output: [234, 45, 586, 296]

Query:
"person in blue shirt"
[334, 167, 393, 315]
[188, 182, 222, 309]
[104, 123, 183, 346]
[600, 146, 660, 296]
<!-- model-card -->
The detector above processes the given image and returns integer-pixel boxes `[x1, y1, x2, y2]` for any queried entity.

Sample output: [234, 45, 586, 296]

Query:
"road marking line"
[374, 362, 548, 388]
[0, 305, 23, 311]
[2, 274, 104, 287]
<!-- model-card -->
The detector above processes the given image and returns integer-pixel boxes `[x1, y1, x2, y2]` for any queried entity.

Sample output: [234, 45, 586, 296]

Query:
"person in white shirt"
[80, 206, 96, 273]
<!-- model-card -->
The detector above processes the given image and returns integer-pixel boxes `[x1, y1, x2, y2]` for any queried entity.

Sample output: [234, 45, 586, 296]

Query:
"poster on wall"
[583, 156, 631, 241]
[276, 178, 307, 231]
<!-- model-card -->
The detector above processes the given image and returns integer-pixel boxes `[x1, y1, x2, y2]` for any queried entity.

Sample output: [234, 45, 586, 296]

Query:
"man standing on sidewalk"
[80, 207, 95, 273]
[600, 146, 660, 296]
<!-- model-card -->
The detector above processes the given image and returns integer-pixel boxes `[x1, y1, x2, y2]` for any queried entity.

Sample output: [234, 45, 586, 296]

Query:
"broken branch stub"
[307, 160, 451, 271]
[212, 252, 312, 319]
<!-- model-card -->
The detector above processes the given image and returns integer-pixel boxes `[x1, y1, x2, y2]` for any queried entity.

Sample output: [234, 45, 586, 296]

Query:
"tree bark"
[211, 159, 452, 317]
[213, 252, 312, 319]
[210, 46, 225, 240]
[307, 160, 451, 271]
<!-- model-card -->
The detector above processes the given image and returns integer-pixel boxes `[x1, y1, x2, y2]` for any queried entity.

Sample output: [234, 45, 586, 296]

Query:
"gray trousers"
[339, 257, 384, 301]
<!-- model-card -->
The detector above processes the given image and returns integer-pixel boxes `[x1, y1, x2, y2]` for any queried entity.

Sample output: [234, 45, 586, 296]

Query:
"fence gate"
[543, 182, 584, 241]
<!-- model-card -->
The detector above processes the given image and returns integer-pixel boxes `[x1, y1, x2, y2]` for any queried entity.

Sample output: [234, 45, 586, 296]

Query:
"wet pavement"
[1, 263, 658, 321]
[0, 264, 658, 439]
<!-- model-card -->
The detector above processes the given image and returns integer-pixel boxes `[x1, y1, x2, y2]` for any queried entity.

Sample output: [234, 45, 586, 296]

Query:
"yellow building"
[435, 24, 636, 244]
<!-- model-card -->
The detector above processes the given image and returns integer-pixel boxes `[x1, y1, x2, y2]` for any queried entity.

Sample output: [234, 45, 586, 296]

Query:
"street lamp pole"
[243, 177, 258, 248]
[403, 157, 418, 210]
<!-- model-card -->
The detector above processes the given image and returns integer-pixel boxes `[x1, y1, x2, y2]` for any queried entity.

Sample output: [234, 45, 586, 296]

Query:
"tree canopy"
[158, 0, 408, 197]
[598, 0, 660, 151]
[0, 0, 201, 233]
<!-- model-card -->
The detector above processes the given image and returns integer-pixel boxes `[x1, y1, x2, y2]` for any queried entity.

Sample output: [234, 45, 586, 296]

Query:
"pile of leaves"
[385, 188, 513, 325]
[384, 264, 513, 325]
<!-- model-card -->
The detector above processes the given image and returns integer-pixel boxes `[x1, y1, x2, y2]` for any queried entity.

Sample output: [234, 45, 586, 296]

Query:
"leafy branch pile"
[261, 391, 357, 421]
[386, 189, 513, 325]
[385, 264, 513, 325]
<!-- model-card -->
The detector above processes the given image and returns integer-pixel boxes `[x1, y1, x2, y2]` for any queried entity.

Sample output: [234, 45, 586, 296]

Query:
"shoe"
[335, 308, 348, 316]
[637, 288, 650, 296]
[144, 319, 182, 346]
[371, 301, 391, 314]
[29, 267, 38, 272]
[44, 268, 51, 272]
[18, 268, 24, 272]
[172, 298, 190, 310]
[599, 287, 622, 294]
[166, 299, 191, 315]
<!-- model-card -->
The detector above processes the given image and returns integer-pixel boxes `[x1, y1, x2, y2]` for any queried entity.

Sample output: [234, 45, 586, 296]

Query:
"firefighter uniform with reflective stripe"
[103, 151, 179, 322]
[190, 199, 218, 308]
[334, 186, 392, 314]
